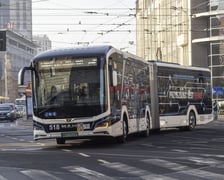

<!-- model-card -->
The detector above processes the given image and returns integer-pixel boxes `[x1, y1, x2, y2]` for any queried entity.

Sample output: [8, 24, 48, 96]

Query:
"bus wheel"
[188, 111, 196, 131]
[117, 120, 128, 143]
[141, 116, 150, 137]
[56, 138, 66, 144]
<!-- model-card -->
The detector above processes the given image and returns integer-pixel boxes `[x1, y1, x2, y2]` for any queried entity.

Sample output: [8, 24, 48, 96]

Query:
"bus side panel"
[121, 58, 151, 133]
[156, 64, 213, 128]
[149, 63, 160, 129]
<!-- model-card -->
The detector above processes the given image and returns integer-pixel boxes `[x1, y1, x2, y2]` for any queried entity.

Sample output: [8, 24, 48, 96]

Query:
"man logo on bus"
[77, 123, 84, 131]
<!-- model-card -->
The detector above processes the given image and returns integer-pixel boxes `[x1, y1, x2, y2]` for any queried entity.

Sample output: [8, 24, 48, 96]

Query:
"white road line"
[183, 169, 224, 180]
[61, 149, 72, 152]
[1, 148, 18, 151]
[0, 175, 7, 180]
[187, 156, 222, 165]
[100, 161, 178, 180]
[143, 158, 224, 180]
[98, 159, 110, 164]
[78, 153, 90, 157]
[171, 149, 188, 153]
[21, 169, 61, 180]
[63, 166, 114, 180]
[203, 154, 224, 158]
[36, 143, 45, 146]
[142, 159, 189, 171]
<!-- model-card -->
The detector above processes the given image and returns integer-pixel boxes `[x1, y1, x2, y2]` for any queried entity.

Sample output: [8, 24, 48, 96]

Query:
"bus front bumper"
[33, 121, 122, 141]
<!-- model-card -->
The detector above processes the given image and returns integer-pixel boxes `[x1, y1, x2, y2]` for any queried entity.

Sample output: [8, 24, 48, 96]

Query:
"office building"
[33, 34, 52, 54]
[136, 0, 224, 100]
[0, 0, 36, 101]
[0, 0, 32, 40]
[0, 30, 36, 101]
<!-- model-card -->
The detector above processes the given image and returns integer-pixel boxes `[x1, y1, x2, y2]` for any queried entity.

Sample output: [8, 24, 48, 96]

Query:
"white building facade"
[0, 0, 36, 101]
[33, 34, 52, 54]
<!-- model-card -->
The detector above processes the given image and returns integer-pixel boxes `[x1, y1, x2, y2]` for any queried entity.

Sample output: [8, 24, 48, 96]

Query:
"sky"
[32, 0, 137, 53]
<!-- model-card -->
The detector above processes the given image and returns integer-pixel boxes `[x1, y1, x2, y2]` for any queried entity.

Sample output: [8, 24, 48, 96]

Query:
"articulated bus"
[18, 45, 213, 144]
[149, 61, 213, 131]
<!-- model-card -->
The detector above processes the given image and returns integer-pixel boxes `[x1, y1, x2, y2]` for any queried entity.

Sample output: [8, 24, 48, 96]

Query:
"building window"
[23, 1, 27, 29]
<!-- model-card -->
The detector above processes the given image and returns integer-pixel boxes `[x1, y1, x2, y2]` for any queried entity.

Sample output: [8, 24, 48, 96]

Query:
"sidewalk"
[16, 116, 33, 127]
[218, 115, 224, 121]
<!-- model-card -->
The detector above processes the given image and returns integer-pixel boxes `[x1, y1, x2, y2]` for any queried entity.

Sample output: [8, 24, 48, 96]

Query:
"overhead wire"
[30, 2, 136, 50]
[0, 1, 135, 50]
[33, 5, 135, 50]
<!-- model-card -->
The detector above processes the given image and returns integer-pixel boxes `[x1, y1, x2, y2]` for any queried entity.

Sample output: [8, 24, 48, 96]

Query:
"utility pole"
[4, 52, 9, 99]
[0, 31, 7, 99]
[0, 31, 6, 51]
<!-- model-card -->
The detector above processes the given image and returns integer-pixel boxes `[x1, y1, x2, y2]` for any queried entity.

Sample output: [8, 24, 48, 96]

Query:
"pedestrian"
[213, 100, 218, 120]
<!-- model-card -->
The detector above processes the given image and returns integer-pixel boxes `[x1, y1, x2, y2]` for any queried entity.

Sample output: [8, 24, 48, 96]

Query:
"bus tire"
[141, 115, 150, 137]
[56, 138, 66, 144]
[187, 111, 196, 131]
[117, 120, 128, 143]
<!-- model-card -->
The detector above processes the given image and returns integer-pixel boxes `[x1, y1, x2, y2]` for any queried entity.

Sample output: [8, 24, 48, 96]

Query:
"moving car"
[0, 103, 18, 121]
[15, 105, 26, 118]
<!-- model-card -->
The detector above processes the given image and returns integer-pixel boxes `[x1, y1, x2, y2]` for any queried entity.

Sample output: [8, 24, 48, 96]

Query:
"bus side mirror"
[18, 66, 32, 85]
[112, 71, 117, 86]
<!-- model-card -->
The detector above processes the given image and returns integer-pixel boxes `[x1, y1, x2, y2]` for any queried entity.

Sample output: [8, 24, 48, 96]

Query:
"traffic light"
[0, 31, 6, 51]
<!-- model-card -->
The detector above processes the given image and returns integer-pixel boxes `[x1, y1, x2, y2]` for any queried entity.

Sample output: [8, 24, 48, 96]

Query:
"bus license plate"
[61, 131, 78, 138]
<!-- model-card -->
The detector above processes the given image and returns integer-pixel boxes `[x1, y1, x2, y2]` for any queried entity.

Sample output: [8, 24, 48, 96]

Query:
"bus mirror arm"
[112, 71, 118, 87]
[109, 65, 117, 87]
[18, 66, 32, 85]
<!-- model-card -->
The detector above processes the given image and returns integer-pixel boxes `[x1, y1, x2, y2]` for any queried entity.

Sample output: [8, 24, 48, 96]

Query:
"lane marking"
[0, 174, 7, 180]
[143, 158, 224, 180]
[1, 147, 43, 151]
[97, 159, 110, 164]
[61, 149, 72, 152]
[171, 149, 188, 153]
[21, 169, 61, 180]
[63, 166, 114, 180]
[100, 161, 178, 180]
[203, 154, 224, 158]
[78, 153, 90, 157]
[183, 169, 224, 180]
[187, 156, 222, 165]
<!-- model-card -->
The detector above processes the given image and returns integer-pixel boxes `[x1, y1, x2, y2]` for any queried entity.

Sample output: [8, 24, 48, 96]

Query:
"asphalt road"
[0, 118, 224, 180]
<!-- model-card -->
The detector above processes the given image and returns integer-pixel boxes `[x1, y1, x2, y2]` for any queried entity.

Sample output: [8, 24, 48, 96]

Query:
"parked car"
[0, 103, 18, 121]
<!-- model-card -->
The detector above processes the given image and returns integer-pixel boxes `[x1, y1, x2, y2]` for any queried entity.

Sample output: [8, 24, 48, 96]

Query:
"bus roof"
[149, 60, 210, 72]
[32, 45, 114, 63]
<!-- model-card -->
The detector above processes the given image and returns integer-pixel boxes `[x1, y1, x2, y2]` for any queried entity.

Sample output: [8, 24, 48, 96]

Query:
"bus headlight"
[95, 116, 120, 129]
[95, 118, 110, 129]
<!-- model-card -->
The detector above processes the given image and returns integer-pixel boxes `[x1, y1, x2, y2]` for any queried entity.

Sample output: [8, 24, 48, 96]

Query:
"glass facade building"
[136, 0, 224, 101]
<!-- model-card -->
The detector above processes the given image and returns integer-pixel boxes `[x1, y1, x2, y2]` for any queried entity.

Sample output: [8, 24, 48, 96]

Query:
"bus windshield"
[33, 57, 107, 119]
